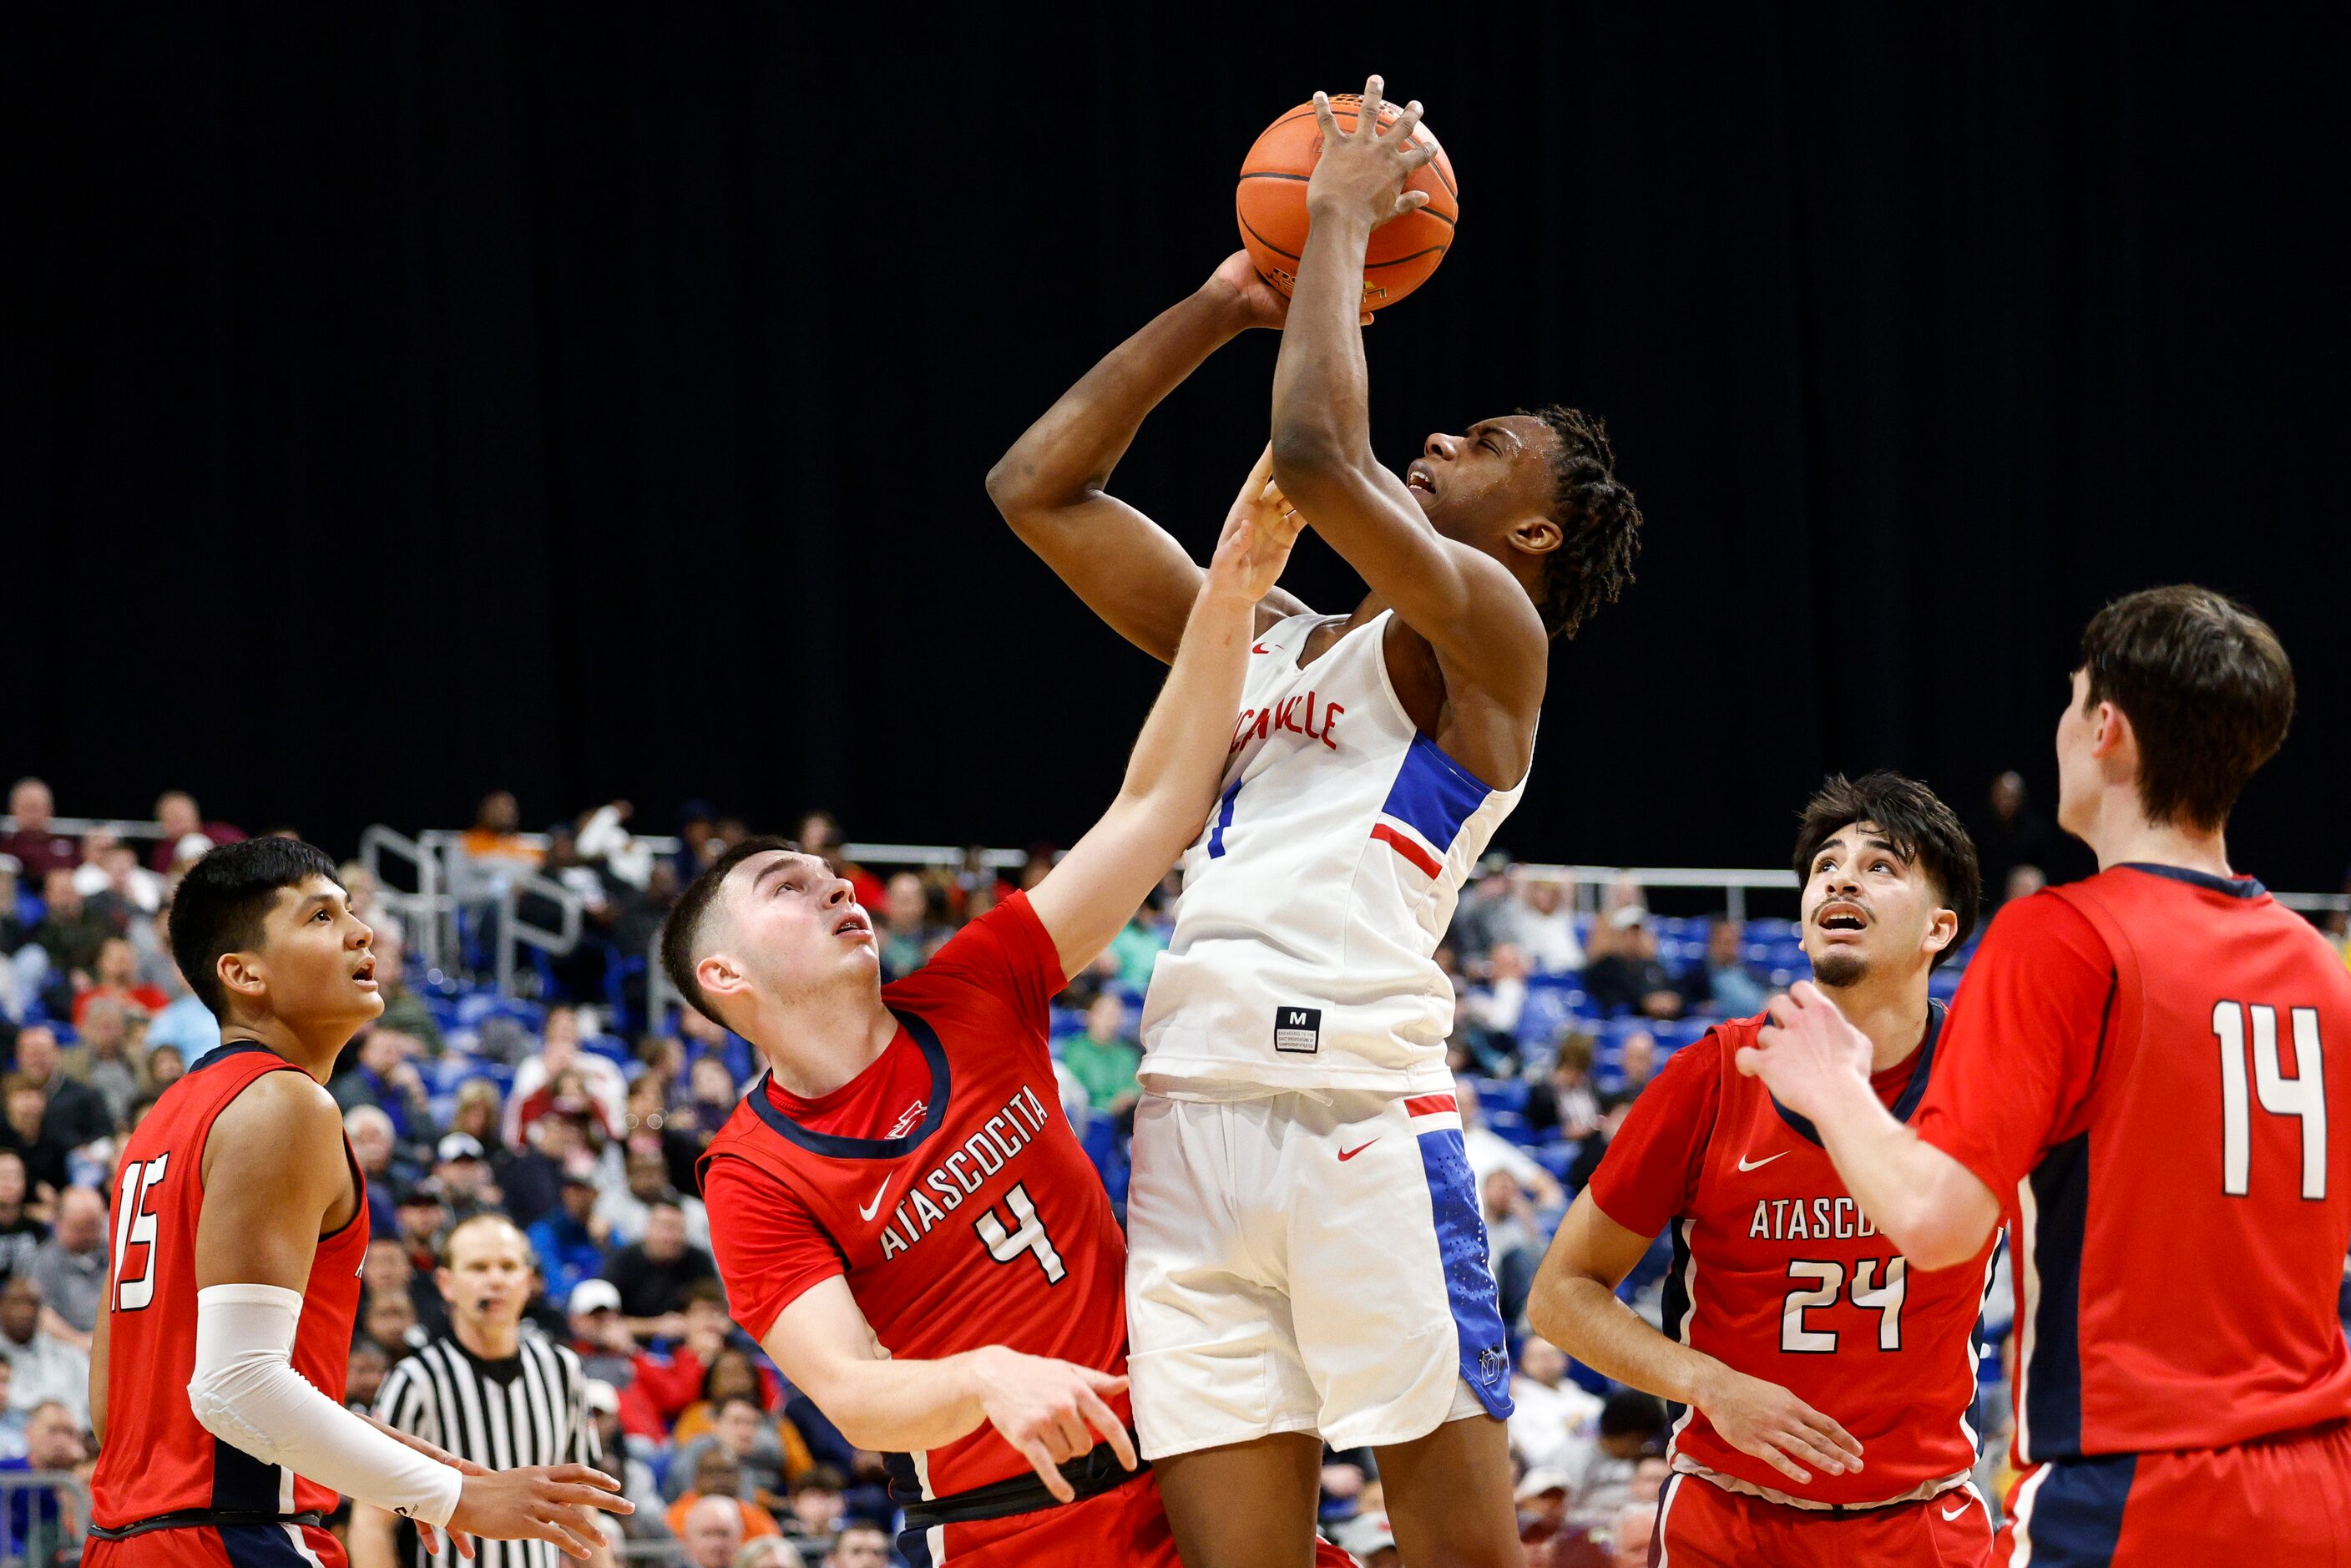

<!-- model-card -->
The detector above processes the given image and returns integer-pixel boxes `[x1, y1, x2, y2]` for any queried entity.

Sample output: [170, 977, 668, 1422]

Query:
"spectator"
[431, 1132, 504, 1222]
[1515, 1469, 1571, 1541]
[1106, 893, 1170, 993]
[1524, 1032, 1601, 1143]
[30, 869, 115, 1009]
[568, 1279, 640, 1390]
[584, 1378, 667, 1531]
[75, 832, 165, 921]
[735, 1539, 808, 1568]
[143, 1041, 185, 1095]
[461, 790, 540, 865]
[0, 1399, 83, 1555]
[70, 936, 167, 1026]
[602, 1195, 718, 1338]
[1454, 1077, 1564, 1207]
[330, 1027, 435, 1150]
[670, 1343, 789, 1446]
[499, 1106, 589, 1229]
[346, 1338, 390, 1414]
[148, 791, 244, 873]
[0, 1075, 70, 1197]
[1970, 770, 2065, 909]
[529, 1171, 612, 1306]
[1562, 1391, 1666, 1529]
[445, 1077, 503, 1151]
[0, 781, 78, 882]
[0, 1152, 46, 1279]
[1446, 856, 1518, 975]
[505, 1006, 628, 1146]
[11, 1025, 114, 1177]
[1330, 1510, 1399, 1568]
[623, 1072, 710, 1197]
[666, 1453, 781, 1544]
[343, 1105, 407, 1237]
[1616, 1030, 1660, 1100]
[876, 872, 945, 980]
[1610, 1499, 1656, 1568]
[1059, 991, 1142, 1120]
[598, 1148, 712, 1252]
[1676, 918, 1767, 1017]
[61, 994, 144, 1124]
[0, 1277, 87, 1426]
[782, 1464, 847, 1556]
[829, 1521, 892, 1568]
[365, 925, 442, 1053]
[1509, 1337, 1603, 1473]
[1580, 908, 1685, 1020]
[0, 1364, 21, 1459]
[2005, 862, 2048, 903]
[140, 961, 222, 1065]
[361, 1283, 426, 1358]
[576, 801, 656, 891]
[31, 1186, 109, 1347]
[1482, 1167, 1547, 1328]
[667, 1393, 791, 1510]
[1503, 874, 1585, 973]
[1461, 941, 1533, 1071]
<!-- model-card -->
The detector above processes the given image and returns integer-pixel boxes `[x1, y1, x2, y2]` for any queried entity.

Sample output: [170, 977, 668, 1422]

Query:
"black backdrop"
[8, 6, 2345, 888]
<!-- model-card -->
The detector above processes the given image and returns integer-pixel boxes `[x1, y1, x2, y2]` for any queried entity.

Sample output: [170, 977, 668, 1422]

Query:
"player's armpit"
[194, 1070, 355, 1292]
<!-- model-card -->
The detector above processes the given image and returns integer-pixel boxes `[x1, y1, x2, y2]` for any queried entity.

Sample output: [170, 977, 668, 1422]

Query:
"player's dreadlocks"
[1524, 404, 1643, 640]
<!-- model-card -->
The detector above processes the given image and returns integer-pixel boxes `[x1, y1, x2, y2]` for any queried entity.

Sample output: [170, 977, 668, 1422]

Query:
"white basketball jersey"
[1140, 609, 1529, 1095]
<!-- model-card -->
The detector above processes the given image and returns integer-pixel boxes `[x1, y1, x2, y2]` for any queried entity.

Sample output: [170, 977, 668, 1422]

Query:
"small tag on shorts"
[1273, 1005, 1322, 1054]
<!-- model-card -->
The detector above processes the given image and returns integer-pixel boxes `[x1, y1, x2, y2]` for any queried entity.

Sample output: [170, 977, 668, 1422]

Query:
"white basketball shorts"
[1124, 1086, 1516, 1459]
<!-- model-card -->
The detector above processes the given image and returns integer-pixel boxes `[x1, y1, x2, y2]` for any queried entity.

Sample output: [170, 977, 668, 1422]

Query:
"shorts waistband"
[89, 1509, 326, 1541]
[896, 1439, 1145, 1534]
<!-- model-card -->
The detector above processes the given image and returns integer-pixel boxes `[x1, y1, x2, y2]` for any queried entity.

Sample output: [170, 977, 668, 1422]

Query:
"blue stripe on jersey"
[1378, 734, 1490, 857]
[1411, 1125, 1515, 1421]
[215, 1522, 319, 1567]
[886, 1449, 934, 1567]
[211, 1434, 281, 1512]
[1206, 776, 1244, 858]
[2023, 1130, 2092, 1459]
[2015, 1452, 2136, 1564]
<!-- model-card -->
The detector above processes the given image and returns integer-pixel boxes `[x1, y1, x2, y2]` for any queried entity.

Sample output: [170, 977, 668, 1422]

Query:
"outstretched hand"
[1206, 445, 1306, 604]
[1204, 250, 1289, 331]
[1733, 981, 1874, 1119]
[1307, 75, 1437, 230]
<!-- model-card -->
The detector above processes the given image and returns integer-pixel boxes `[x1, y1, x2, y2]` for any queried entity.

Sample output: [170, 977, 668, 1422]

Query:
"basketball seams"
[1238, 97, 1457, 311]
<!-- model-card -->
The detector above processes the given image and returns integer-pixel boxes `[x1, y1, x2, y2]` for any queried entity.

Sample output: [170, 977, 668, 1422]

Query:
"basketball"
[1236, 94, 1459, 314]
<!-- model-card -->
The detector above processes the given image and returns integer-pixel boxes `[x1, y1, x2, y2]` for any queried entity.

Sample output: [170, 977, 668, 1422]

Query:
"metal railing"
[0, 1469, 87, 1567]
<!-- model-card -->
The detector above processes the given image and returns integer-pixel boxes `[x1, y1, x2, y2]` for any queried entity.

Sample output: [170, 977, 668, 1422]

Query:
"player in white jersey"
[990, 78, 1645, 1567]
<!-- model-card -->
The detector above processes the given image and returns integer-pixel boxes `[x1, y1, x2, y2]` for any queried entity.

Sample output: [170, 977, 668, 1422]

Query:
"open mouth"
[1404, 461, 1438, 497]
[1815, 903, 1868, 933]
[833, 909, 872, 940]
[352, 956, 379, 989]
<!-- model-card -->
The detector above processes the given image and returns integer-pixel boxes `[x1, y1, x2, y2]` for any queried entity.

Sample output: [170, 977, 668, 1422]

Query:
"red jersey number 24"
[2214, 1001, 2328, 1200]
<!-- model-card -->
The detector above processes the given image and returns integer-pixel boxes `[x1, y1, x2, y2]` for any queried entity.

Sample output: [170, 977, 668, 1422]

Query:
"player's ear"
[1923, 905, 1959, 959]
[215, 949, 268, 1007]
[1510, 512, 1563, 558]
[697, 951, 751, 1009]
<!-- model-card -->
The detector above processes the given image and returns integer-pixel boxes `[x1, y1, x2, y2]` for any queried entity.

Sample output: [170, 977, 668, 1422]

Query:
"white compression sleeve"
[188, 1283, 463, 1529]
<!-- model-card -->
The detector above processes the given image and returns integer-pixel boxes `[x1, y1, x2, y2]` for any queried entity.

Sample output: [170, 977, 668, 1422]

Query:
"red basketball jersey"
[700, 894, 1133, 1506]
[1589, 1007, 1995, 1507]
[90, 1042, 370, 1529]
[1914, 864, 2351, 1462]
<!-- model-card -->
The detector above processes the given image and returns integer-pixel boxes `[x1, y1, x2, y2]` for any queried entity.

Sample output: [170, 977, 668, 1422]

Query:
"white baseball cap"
[569, 1279, 623, 1316]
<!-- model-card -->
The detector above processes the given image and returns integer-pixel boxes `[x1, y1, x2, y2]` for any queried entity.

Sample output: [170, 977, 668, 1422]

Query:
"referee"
[353, 1213, 614, 1568]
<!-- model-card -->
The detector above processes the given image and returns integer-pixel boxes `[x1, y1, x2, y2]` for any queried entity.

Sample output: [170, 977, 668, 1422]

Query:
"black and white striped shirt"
[372, 1332, 600, 1568]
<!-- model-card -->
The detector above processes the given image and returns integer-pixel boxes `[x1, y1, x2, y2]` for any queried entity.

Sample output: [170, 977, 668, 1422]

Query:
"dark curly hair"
[1522, 405, 1643, 639]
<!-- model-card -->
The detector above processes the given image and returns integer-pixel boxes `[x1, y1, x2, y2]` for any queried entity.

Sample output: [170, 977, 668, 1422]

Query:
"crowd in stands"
[2, 774, 2343, 1566]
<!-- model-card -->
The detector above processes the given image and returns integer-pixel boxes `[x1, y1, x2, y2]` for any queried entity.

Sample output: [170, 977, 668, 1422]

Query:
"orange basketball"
[1236, 95, 1459, 314]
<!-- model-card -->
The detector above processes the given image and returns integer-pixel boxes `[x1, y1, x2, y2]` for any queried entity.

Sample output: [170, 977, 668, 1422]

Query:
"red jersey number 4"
[2213, 1000, 2328, 1200]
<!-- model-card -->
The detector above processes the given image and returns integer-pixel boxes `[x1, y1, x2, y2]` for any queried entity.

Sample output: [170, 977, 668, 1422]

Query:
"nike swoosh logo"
[1940, 1501, 1971, 1522]
[1337, 1141, 1378, 1161]
[1736, 1151, 1787, 1171]
[857, 1181, 891, 1222]
[1251, 641, 1272, 654]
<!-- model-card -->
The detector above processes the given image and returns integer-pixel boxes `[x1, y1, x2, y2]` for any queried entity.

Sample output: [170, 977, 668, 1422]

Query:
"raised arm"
[763, 1276, 1136, 1504]
[1527, 1192, 1863, 1488]
[1026, 453, 1301, 976]
[987, 254, 1312, 663]
[1267, 76, 1548, 702]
